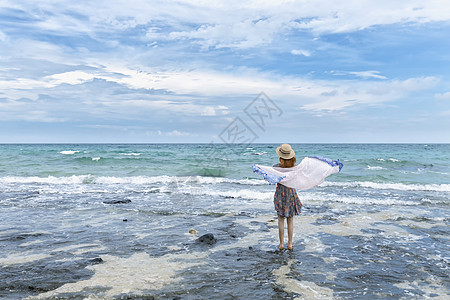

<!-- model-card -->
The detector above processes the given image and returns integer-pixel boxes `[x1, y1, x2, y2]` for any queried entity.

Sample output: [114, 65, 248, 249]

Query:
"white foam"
[389, 158, 400, 162]
[29, 251, 207, 299]
[0, 175, 91, 185]
[121, 153, 141, 156]
[195, 188, 272, 201]
[300, 192, 419, 206]
[253, 152, 267, 155]
[272, 259, 334, 299]
[51, 243, 107, 255]
[0, 175, 267, 187]
[0, 252, 51, 266]
[193, 176, 266, 186]
[367, 165, 385, 170]
[92, 157, 100, 161]
[322, 181, 450, 192]
[59, 150, 80, 155]
[376, 158, 400, 162]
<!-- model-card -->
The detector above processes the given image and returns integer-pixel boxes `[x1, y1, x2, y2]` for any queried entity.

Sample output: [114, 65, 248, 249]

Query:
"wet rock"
[197, 233, 217, 245]
[189, 229, 198, 234]
[89, 257, 103, 265]
[103, 199, 131, 204]
[123, 219, 128, 222]
[117, 294, 155, 299]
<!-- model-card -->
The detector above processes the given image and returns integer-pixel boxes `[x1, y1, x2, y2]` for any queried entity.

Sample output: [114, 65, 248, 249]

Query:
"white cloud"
[4, 0, 449, 52]
[0, 61, 440, 119]
[165, 130, 191, 136]
[329, 70, 387, 79]
[291, 49, 311, 56]
[348, 71, 387, 80]
[435, 91, 450, 101]
[0, 31, 7, 42]
[201, 106, 216, 116]
[47, 71, 96, 85]
[299, 76, 439, 111]
[0, 0, 448, 142]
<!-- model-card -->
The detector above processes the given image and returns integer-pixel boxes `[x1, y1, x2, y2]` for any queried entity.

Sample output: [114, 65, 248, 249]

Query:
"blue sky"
[1, 0, 449, 143]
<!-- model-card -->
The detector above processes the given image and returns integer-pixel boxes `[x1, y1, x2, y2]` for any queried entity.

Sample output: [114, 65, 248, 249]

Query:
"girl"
[253, 144, 342, 251]
[273, 143, 301, 251]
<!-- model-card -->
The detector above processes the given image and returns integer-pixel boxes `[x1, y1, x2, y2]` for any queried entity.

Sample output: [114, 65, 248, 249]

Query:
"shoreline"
[2, 205, 448, 299]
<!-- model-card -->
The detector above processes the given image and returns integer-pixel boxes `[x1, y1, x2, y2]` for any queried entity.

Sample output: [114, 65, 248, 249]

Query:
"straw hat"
[276, 143, 295, 159]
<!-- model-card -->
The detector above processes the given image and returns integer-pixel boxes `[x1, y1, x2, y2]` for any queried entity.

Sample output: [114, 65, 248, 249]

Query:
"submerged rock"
[189, 229, 198, 234]
[88, 257, 103, 265]
[197, 233, 217, 245]
[102, 199, 131, 204]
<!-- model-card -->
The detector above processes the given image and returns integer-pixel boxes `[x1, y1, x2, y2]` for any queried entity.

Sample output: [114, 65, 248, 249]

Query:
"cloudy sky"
[1, 0, 449, 143]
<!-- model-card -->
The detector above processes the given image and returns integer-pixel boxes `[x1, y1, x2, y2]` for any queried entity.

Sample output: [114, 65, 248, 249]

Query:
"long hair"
[280, 157, 296, 168]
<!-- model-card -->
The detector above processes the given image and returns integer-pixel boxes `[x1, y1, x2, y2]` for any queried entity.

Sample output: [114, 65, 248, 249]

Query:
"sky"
[1, 0, 450, 143]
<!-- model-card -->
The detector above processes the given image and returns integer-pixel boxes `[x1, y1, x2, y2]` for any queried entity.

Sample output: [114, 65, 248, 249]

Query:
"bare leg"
[278, 215, 285, 249]
[287, 217, 294, 250]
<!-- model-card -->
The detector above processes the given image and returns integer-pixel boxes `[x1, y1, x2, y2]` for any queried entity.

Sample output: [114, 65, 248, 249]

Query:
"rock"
[343, 221, 349, 226]
[197, 233, 216, 245]
[118, 294, 154, 300]
[188, 229, 198, 234]
[123, 219, 128, 222]
[103, 199, 131, 204]
[89, 257, 103, 265]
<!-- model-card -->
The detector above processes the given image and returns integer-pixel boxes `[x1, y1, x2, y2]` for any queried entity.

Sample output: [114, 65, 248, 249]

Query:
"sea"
[0, 143, 449, 299]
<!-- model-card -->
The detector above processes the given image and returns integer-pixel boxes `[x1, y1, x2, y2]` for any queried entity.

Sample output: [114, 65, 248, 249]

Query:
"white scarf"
[253, 156, 343, 191]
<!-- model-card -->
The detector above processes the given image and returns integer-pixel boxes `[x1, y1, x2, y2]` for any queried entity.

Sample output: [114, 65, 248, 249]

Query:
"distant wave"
[322, 181, 450, 192]
[376, 158, 401, 162]
[367, 166, 386, 170]
[0, 175, 267, 186]
[121, 153, 141, 156]
[59, 151, 80, 155]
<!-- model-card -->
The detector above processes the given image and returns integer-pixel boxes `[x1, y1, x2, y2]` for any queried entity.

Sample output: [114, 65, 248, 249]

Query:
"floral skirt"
[274, 183, 302, 217]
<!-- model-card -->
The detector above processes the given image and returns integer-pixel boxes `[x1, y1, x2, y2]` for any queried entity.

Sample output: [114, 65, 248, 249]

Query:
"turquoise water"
[1, 144, 449, 299]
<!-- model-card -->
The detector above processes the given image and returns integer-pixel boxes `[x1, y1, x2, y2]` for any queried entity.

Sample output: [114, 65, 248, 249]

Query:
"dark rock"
[117, 295, 155, 299]
[123, 219, 128, 222]
[197, 233, 217, 245]
[103, 199, 132, 204]
[248, 246, 253, 250]
[89, 257, 103, 265]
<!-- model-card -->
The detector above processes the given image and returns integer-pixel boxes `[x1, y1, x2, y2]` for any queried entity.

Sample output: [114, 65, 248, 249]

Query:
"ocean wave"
[1, 175, 448, 193]
[322, 181, 450, 192]
[59, 151, 80, 155]
[367, 166, 386, 170]
[376, 158, 401, 162]
[0, 175, 267, 186]
[0, 175, 91, 185]
[159, 186, 273, 201]
[121, 153, 141, 156]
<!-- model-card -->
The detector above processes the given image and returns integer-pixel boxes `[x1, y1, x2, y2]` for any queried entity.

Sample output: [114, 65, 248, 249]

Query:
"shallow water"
[0, 144, 449, 299]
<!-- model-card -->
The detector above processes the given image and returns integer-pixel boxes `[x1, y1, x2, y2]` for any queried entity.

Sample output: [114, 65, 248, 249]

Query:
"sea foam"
[322, 181, 450, 192]
[59, 150, 80, 155]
